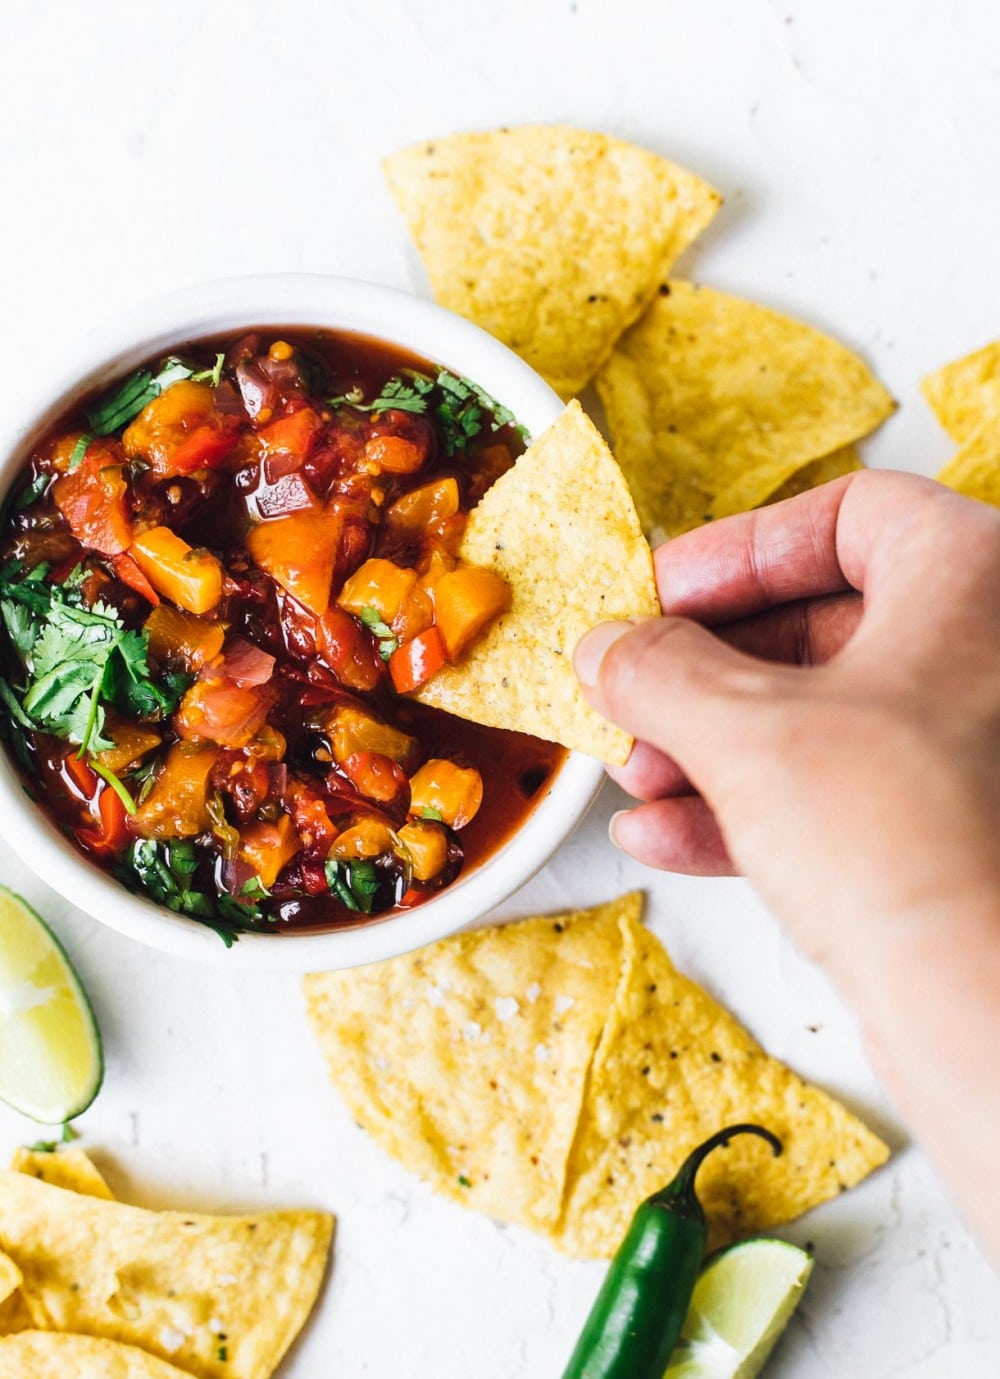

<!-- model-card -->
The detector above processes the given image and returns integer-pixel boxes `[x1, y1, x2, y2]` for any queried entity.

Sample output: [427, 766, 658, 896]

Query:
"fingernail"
[574, 621, 633, 688]
[608, 810, 628, 849]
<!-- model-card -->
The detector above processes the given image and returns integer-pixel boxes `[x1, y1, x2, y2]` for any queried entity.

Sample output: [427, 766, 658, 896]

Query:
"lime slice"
[0, 887, 103, 1123]
[664, 1239, 813, 1379]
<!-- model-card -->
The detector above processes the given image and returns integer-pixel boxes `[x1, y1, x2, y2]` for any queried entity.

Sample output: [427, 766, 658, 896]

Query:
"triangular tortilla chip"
[416, 400, 659, 764]
[922, 341, 1000, 443]
[9, 1147, 114, 1200]
[0, 1252, 21, 1311]
[304, 895, 630, 1232]
[762, 444, 863, 506]
[596, 280, 895, 540]
[384, 125, 720, 397]
[0, 1173, 332, 1379]
[936, 421, 1000, 507]
[0, 1330, 197, 1378]
[307, 895, 888, 1257]
[553, 906, 890, 1255]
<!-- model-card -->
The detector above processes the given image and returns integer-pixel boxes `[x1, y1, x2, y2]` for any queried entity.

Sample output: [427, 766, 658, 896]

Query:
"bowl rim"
[0, 273, 607, 971]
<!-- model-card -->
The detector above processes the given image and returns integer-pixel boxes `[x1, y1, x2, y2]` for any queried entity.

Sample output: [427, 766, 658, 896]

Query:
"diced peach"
[409, 759, 483, 829]
[247, 507, 342, 616]
[328, 816, 396, 860]
[432, 565, 510, 661]
[398, 819, 449, 882]
[130, 527, 223, 614]
[145, 605, 226, 671]
[328, 705, 416, 767]
[95, 723, 162, 775]
[130, 744, 218, 839]
[383, 477, 460, 535]
[122, 380, 239, 478]
[237, 813, 301, 890]
[338, 558, 419, 628]
[363, 433, 426, 475]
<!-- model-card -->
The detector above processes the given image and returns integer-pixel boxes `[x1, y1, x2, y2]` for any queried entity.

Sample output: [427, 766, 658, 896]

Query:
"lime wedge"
[664, 1239, 813, 1379]
[0, 887, 103, 1123]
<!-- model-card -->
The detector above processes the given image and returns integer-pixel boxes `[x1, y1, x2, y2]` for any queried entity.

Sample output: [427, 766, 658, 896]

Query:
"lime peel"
[664, 1238, 813, 1379]
[0, 887, 103, 1123]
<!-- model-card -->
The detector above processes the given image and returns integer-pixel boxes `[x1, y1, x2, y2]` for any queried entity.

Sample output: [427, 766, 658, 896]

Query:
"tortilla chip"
[0, 1330, 197, 1378]
[553, 908, 890, 1256]
[0, 1253, 21, 1311]
[307, 894, 888, 1257]
[763, 444, 863, 506]
[936, 421, 1000, 507]
[384, 125, 720, 397]
[304, 895, 631, 1232]
[596, 281, 895, 540]
[10, 1147, 114, 1200]
[922, 341, 1000, 443]
[0, 1173, 332, 1379]
[416, 400, 658, 764]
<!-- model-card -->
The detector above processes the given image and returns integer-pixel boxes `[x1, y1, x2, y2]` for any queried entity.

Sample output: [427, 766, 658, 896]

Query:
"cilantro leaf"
[120, 838, 246, 946]
[324, 857, 382, 914]
[190, 352, 225, 387]
[86, 355, 213, 436]
[327, 368, 526, 455]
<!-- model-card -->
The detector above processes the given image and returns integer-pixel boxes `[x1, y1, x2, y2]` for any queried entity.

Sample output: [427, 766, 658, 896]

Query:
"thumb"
[574, 617, 793, 777]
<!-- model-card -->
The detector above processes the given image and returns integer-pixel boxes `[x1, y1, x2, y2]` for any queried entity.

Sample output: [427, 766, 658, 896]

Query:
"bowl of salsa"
[0, 276, 605, 970]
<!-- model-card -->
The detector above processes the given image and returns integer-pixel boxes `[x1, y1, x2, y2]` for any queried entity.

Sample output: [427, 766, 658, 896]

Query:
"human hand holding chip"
[575, 467, 1000, 1263]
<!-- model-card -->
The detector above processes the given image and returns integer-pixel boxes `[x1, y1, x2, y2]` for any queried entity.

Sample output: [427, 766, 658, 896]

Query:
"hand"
[575, 471, 1000, 1260]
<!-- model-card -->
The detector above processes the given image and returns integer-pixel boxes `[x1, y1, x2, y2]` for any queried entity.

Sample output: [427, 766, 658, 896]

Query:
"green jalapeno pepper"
[559, 1123, 782, 1379]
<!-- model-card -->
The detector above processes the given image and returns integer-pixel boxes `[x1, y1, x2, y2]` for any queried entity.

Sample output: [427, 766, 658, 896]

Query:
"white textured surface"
[2, 2, 1000, 1375]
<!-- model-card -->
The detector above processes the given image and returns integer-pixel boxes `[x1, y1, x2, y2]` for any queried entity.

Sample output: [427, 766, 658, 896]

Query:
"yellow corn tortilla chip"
[936, 421, 1000, 507]
[304, 895, 631, 1232]
[922, 341, 1000, 443]
[10, 1146, 115, 1200]
[0, 1330, 197, 1378]
[416, 400, 659, 764]
[0, 1173, 332, 1379]
[596, 281, 895, 540]
[384, 125, 720, 398]
[763, 444, 863, 506]
[0, 1253, 20, 1310]
[554, 907, 890, 1256]
[308, 894, 888, 1256]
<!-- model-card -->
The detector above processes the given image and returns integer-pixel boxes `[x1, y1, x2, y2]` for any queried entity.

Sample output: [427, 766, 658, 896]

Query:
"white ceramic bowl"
[0, 274, 605, 971]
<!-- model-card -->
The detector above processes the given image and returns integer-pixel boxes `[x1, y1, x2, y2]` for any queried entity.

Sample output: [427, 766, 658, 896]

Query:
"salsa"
[0, 329, 565, 943]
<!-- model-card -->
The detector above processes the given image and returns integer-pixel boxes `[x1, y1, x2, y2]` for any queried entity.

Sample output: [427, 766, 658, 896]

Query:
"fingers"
[576, 616, 793, 774]
[610, 796, 736, 875]
[605, 738, 692, 801]
[717, 592, 862, 667]
[653, 475, 855, 621]
[653, 470, 970, 627]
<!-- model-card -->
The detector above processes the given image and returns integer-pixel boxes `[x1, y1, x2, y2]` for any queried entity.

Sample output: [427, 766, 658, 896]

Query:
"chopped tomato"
[123, 380, 238, 479]
[259, 406, 324, 462]
[315, 605, 383, 692]
[77, 784, 129, 859]
[289, 783, 339, 854]
[409, 759, 483, 829]
[110, 552, 160, 606]
[52, 449, 133, 555]
[176, 676, 274, 748]
[388, 627, 446, 694]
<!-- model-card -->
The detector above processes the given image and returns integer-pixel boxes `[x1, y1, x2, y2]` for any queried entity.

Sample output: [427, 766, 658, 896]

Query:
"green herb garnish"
[119, 838, 247, 946]
[359, 605, 398, 660]
[328, 368, 526, 456]
[458, 1174, 472, 1188]
[91, 760, 137, 815]
[324, 857, 381, 914]
[68, 434, 94, 471]
[13, 473, 50, 509]
[86, 354, 222, 436]
[241, 875, 272, 900]
[27, 1124, 76, 1154]
[419, 807, 444, 822]
[0, 563, 186, 756]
